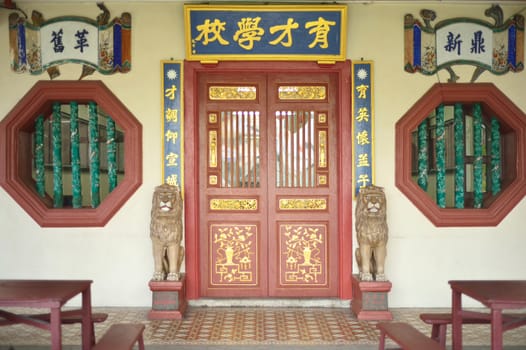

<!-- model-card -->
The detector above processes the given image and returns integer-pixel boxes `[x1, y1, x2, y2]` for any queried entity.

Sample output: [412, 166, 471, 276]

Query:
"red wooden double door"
[193, 62, 349, 298]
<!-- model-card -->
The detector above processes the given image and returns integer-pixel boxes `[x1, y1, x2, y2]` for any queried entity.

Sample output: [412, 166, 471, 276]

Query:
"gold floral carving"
[278, 86, 326, 100]
[210, 198, 258, 210]
[209, 86, 257, 100]
[209, 113, 217, 123]
[212, 224, 256, 284]
[281, 224, 326, 285]
[209, 175, 218, 185]
[318, 130, 327, 168]
[209, 130, 217, 167]
[279, 198, 327, 210]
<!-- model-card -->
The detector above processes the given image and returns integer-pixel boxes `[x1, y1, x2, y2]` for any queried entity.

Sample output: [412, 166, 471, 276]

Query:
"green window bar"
[70, 102, 82, 208]
[34, 101, 119, 209]
[52, 103, 63, 208]
[89, 102, 101, 208]
[490, 117, 501, 195]
[34, 115, 45, 197]
[417, 119, 428, 191]
[107, 116, 117, 192]
[454, 103, 465, 208]
[435, 104, 446, 208]
[473, 103, 483, 208]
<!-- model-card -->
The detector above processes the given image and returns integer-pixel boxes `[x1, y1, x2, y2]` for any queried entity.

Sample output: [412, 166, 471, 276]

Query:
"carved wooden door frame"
[183, 60, 353, 300]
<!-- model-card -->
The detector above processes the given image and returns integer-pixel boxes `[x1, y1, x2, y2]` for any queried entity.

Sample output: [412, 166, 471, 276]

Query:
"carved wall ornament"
[404, 5, 524, 82]
[9, 3, 131, 79]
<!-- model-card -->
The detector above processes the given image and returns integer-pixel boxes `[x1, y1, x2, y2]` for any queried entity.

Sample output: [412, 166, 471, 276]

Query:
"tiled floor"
[0, 307, 525, 348]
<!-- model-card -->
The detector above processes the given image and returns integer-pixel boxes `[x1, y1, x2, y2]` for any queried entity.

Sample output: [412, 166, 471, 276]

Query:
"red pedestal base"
[148, 275, 187, 320]
[351, 274, 393, 320]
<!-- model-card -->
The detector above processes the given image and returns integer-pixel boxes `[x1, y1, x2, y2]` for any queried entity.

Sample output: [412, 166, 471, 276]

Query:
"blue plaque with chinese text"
[162, 61, 184, 192]
[185, 4, 346, 62]
[352, 61, 375, 197]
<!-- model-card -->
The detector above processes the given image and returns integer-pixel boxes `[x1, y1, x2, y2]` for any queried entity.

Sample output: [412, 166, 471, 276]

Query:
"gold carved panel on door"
[279, 223, 327, 286]
[210, 223, 258, 286]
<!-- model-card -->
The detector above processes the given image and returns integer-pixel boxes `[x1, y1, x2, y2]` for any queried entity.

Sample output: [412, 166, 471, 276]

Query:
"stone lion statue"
[355, 185, 388, 281]
[150, 184, 185, 281]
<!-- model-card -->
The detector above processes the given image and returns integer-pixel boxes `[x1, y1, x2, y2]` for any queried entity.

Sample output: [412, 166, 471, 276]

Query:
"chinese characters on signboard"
[162, 61, 184, 192]
[404, 6, 524, 79]
[352, 61, 374, 197]
[184, 4, 346, 62]
[9, 11, 131, 76]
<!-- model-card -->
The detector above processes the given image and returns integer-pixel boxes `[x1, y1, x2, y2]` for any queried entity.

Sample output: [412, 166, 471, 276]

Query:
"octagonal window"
[396, 83, 526, 227]
[0, 80, 142, 227]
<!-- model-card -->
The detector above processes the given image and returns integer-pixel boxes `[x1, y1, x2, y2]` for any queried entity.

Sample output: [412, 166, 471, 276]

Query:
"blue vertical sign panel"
[162, 61, 184, 192]
[352, 61, 374, 197]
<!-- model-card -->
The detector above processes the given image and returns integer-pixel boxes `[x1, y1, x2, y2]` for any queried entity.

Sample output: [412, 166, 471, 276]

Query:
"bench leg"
[437, 324, 447, 347]
[430, 324, 447, 347]
[138, 333, 145, 350]
[378, 329, 386, 350]
[91, 323, 96, 346]
[431, 324, 439, 340]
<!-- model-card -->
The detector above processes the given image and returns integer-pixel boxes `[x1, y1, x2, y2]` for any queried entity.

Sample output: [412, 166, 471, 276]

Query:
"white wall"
[1, 1, 525, 308]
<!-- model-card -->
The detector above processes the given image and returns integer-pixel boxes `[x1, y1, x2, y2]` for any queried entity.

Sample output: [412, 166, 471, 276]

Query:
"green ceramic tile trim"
[34, 114, 45, 198]
[435, 104, 446, 208]
[89, 101, 101, 208]
[107, 116, 117, 193]
[491, 117, 501, 196]
[417, 119, 428, 191]
[52, 102, 63, 208]
[70, 101, 82, 208]
[473, 103, 483, 209]
[454, 103, 465, 209]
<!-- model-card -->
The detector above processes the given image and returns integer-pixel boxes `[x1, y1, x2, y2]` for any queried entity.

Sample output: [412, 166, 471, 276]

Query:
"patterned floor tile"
[0, 307, 525, 347]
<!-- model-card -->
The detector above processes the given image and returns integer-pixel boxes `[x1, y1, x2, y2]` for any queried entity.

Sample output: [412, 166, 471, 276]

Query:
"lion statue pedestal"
[148, 276, 187, 320]
[147, 184, 187, 320]
[351, 274, 392, 320]
[351, 186, 392, 320]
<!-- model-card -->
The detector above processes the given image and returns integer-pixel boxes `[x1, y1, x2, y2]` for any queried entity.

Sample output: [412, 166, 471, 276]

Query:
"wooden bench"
[0, 309, 108, 345]
[29, 309, 108, 325]
[92, 323, 145, 350]
[420, 311, 526, 347]
[377, 322, 444, 350]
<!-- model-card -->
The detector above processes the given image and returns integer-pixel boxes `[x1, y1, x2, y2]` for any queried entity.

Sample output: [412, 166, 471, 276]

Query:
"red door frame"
[183, 60, 353, 300]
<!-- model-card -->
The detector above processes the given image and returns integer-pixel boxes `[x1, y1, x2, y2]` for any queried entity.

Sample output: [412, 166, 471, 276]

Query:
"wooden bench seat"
[28, 309, 108, 324]
[377, 322, 444, 350]
[92, 323, 145, 350]
[420, 311, 526, 347]
[0, 309, 108, 345]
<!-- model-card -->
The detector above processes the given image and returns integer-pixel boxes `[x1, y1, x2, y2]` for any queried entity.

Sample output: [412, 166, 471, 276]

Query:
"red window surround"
[395, 83, 526, 227]
[0, 80, 142, 227]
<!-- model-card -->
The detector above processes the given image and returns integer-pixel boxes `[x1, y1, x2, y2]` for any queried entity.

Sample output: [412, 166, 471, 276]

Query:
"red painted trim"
[339, 61, 353, 299]
[395, 83, 526, 227]
[0, 81, 142, 227]
[183, 61, 201, 299]
[183, 60, 353, 300]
